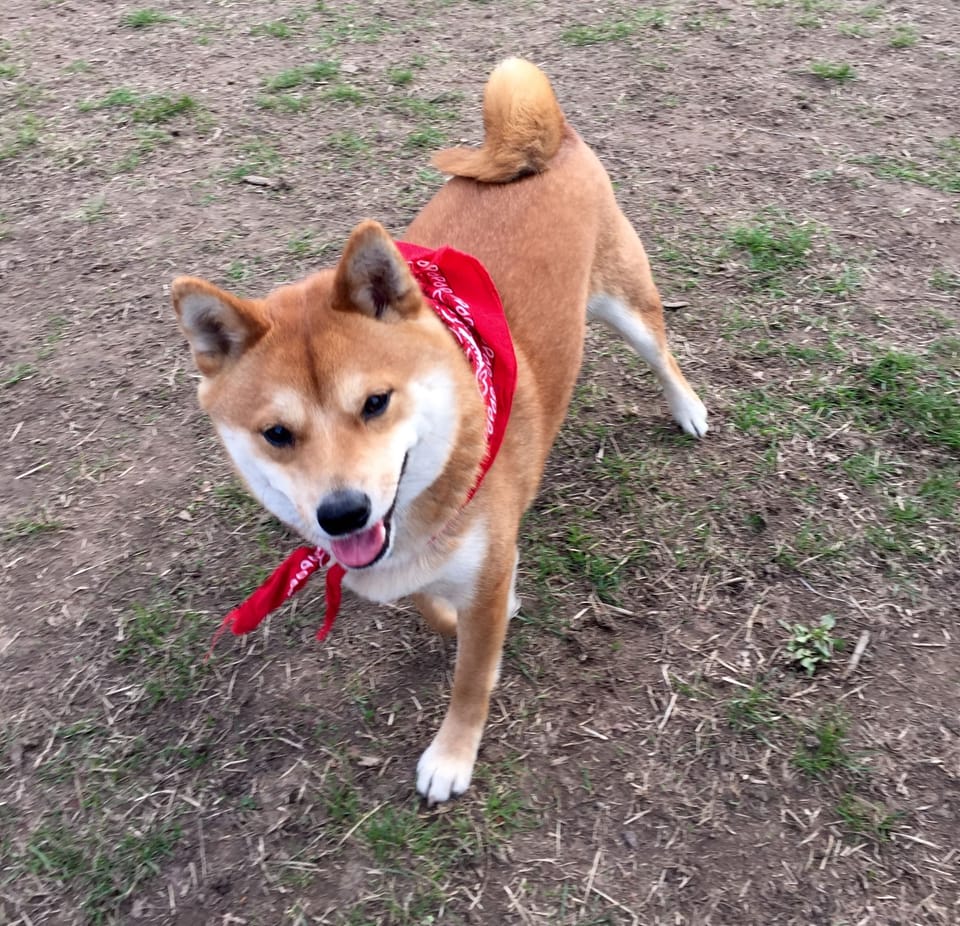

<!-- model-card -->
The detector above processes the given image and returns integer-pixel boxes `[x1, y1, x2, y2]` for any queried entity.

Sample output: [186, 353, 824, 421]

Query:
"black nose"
[316, 490, 372, 536]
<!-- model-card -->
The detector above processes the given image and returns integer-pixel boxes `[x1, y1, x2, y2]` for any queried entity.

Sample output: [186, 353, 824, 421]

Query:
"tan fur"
[172, 59, 706, 804]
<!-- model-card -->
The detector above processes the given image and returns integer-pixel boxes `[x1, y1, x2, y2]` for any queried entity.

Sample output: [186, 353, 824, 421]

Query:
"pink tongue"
[330, 520, 387, 569]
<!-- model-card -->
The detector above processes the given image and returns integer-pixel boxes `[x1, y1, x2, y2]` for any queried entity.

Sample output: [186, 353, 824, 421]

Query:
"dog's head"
[173, 221, 482, 569]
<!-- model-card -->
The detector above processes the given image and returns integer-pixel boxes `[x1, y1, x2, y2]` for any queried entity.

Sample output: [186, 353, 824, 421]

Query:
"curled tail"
[432, 58, 566, 184]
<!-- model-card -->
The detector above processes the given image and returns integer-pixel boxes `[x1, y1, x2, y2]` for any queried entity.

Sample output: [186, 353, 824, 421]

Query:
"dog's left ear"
[332, 220, 421, 320]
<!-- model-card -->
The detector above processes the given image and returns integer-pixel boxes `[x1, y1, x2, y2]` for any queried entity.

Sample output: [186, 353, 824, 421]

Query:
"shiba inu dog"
[172, 58, 707, 804]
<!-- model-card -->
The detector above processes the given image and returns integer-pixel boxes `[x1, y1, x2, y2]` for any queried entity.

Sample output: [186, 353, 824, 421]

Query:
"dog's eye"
[262, 425, 294, 447]
[362, 392, 391, 421]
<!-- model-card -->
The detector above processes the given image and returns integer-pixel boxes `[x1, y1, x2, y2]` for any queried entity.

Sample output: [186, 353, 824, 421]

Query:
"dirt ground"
[1, 1, 958, 924]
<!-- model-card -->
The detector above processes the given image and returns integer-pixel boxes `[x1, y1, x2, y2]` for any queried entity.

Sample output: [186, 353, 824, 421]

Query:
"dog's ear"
[172, 277, 269, 376]
[332, 220, 421, 320]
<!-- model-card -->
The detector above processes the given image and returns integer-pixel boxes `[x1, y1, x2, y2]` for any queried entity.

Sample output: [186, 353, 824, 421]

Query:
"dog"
[171, 58, 707, 804]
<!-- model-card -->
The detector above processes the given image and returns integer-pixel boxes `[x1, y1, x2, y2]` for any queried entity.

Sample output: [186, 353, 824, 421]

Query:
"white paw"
[416, 740, 475, 805]
[668, 390, 709, 438]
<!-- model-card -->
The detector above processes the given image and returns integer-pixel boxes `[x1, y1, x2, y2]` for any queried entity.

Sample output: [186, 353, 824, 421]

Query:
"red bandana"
[206, 244, 516, 656]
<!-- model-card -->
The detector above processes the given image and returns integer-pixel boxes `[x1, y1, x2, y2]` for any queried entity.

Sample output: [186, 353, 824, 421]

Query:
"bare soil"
[1, 1, 958, 924]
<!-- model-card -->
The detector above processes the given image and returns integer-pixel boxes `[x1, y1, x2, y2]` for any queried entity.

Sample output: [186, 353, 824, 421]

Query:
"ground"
[1, 1, 958, 924]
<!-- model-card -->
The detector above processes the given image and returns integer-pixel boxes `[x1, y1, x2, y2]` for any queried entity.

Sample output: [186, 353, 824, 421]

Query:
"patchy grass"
[727, 685, 783, 735]
[735, 347, 960, 451]
[837, 20, 870, 37]
[115, 602, 210, 710]
[809, 59, 856, 80]
[24, 819, 181, 921]
[929, 267, 960, 291]
[562, 9, 666, 45]
[255, 92, 310, 113]
[859, 138, 960, 193]
[251, 19, 296, 39]
[72, 194, 109, 223]
[78, 88, 197, 125]
[324, 83, 365, 104]
[404, 125, 446, 151]
[121, 8, 173, 29]
[262, 60, 339, 93]
[225, 138, 283, 181]
[287, 229, 337, 261]
[835, 793, 901, 841]
[888, 24, 918, 48]
[817, 349, 960, 450]
[131, 93, 196, 124]
[3, 515, 64, 541]
[0, 113, 41, 161]
[727, 211, 814, 293]
[326, 129, 371, 161]
[2, 361, 36, 388]
[387, 66, 414, 86]
[793, 712, 861, 778]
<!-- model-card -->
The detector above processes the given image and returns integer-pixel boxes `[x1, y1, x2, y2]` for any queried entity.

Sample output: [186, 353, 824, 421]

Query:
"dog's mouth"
[328, 454, 406, 570]
[330, 516, 391, 570]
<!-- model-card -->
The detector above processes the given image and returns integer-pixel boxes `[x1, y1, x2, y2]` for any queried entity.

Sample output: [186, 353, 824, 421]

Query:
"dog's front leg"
[416, 556, 514, 805]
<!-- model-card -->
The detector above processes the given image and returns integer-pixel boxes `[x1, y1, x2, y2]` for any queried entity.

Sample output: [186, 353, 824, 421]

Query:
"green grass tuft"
[0, 113, 41, 161]
[78, 89, 196, 125]
[131, 93, 195, 123]
[3, 516, 64, 541]
[121, 8, 173, 28]
[888, 24, 918, 48]
[728, 213, 813, 293]
[251, 20, 293, 39]
[387, 67, 413, 86]
[793, 712, 860, 778]
[404, 126, 446, 150]
[782, 614, 843, 676]
[255, 92, 309, 113]
[809, 60, 856, 80]
[324, 83, 365, 104]
[226, 139, 282, 181]
[263, 60, 339, 92]
[836, 793, 901, 841]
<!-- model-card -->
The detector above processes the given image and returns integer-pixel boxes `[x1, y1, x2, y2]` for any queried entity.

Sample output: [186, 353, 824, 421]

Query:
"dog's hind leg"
[589, 215, 708, 438]
[412, 593, 458, 637]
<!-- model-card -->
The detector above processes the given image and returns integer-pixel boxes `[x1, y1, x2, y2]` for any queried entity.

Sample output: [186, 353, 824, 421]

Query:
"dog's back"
[406, 60, 617, 464]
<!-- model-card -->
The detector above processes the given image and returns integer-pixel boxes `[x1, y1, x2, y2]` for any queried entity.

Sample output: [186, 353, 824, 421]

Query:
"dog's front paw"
[670, 390, 709, 439]
[416, 739, 475, 805]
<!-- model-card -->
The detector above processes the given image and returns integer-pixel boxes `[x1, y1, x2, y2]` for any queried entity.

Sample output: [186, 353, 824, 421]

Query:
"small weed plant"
[782, 614, 842, 676]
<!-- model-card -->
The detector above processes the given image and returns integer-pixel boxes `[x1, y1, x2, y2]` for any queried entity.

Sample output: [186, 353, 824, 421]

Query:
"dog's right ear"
[172, 277, 269, 376]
